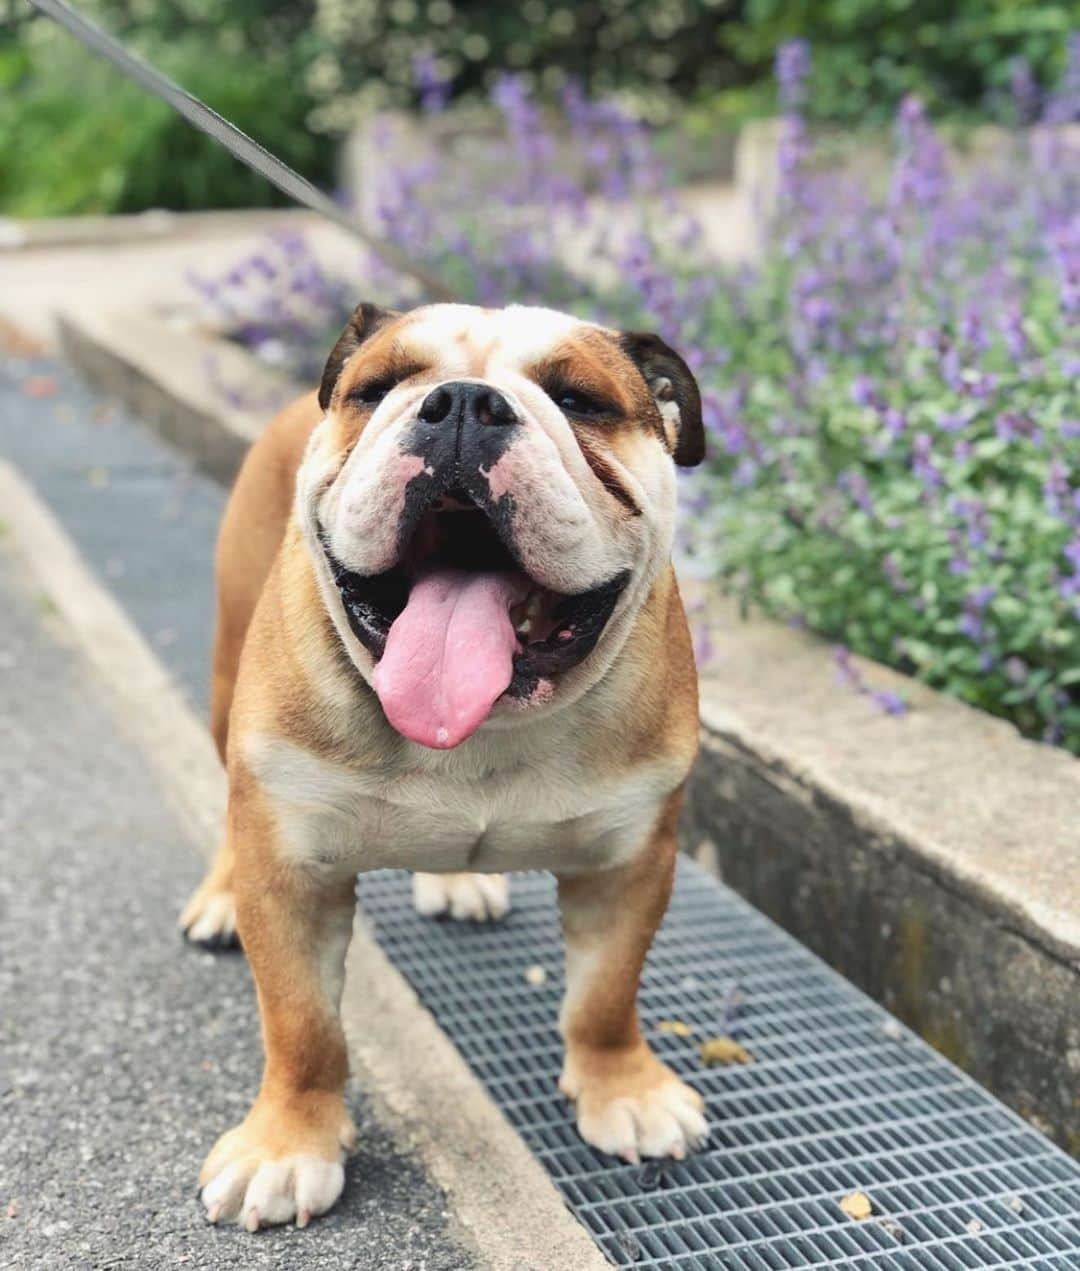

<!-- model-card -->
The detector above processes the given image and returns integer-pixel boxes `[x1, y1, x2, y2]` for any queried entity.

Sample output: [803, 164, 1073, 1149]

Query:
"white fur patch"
[244, 725, 681, 879]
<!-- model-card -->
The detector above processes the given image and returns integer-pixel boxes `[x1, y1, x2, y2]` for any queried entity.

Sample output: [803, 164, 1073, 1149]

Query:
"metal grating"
[357, 861, 1080, 1268]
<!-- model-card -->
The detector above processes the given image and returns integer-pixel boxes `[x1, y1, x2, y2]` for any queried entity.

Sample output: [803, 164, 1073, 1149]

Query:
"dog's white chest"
[246, 733, 670, 876]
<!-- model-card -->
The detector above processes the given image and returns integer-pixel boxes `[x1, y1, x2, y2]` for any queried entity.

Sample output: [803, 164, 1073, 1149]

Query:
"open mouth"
[322, 488, 628, 748]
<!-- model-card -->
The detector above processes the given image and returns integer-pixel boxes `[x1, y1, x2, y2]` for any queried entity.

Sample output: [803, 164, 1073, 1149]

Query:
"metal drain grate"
[357, 862, 1080, 1268]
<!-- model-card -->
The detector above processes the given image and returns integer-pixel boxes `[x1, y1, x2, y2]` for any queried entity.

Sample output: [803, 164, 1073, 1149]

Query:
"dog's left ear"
[619, 332, 705, 467]
[319, 302, 402, 412]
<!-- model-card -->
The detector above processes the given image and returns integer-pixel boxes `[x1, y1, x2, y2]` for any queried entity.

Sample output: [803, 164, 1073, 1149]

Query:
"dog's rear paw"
[180, 879, 239, 950]
[413, 872, 510, 922]
[561, 1046, 708, 1164]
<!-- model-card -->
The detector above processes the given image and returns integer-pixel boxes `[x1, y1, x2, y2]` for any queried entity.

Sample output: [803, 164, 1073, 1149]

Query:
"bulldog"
[180, 301, 707, 1230]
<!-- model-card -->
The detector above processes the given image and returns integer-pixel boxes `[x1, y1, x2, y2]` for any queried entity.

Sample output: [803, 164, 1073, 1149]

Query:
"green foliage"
[304, 0, 750, 131]
[721, 0, 1080, 124]
[0, 9, 331, 216]
[3, 0, 1077, 215]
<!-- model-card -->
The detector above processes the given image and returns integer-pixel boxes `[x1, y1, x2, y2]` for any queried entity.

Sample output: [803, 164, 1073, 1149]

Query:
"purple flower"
[1000, 306, 1028, 361]
[960, 308, 988, 352]
[870, 689, 908, 716]
[412, 51, 450, 113]
[1044, 459, 1072, 517]
[850, 375, 880, 409]
[958, 612, 983, 640]
[777, 116, 811, 207]
[839, 470, 874, 513]
[882, 554, 910, 593]
[891, 95, 948, 211]
[834, 644, 859, 688]
[996, 412, 1036, 443]
[941, 346, 963, 391]
[912, 432, 943, 488]
[1044, 32, 1080, 124]
[1010, 56, 1041, 125]
[937, 409, 969, 434]
[775, 39, 811, 115]
[693, 619, 715, 667]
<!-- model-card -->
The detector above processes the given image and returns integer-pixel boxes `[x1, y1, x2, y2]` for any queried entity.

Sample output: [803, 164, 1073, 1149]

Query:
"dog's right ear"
[319, 302, 401, 412]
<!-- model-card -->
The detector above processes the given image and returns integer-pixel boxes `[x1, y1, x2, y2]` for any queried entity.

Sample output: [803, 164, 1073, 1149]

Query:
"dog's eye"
[556, 389, 606, 417]
[351, 378, 395, 406]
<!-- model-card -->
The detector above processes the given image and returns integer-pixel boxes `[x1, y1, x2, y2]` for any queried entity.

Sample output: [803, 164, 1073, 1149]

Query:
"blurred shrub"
[0, 5, 331, 215]
[306, 0, 748, 130]
[309, 0, 1075, 130]
[4, 0, 1076, 214]
[721, 0, 1080, 125]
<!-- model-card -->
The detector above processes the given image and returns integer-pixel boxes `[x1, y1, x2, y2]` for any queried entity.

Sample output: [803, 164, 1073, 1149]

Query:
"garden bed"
[56, 296, 1080, 1153]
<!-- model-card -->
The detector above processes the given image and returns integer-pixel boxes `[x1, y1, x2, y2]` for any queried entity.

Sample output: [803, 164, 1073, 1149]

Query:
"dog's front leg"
[198, 787, 357, 1230]
[556, 794, 708, 1163]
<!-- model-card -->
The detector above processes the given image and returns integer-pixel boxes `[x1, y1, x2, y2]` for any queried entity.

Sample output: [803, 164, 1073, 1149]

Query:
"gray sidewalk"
[0, 452, 474, 1268]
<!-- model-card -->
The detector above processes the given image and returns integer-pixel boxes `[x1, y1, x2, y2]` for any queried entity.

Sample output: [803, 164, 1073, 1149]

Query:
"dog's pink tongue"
[373, 569, 521, 749]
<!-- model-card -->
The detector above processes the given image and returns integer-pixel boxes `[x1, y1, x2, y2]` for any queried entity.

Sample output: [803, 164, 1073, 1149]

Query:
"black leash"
[27, 0, 461, 302]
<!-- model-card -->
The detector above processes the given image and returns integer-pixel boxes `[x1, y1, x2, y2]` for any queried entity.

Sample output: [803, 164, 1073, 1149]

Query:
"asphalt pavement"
[0, 356, 476, 1269]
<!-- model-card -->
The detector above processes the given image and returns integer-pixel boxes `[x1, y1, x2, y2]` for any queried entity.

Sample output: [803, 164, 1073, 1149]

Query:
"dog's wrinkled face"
[297, 302, 703, 750]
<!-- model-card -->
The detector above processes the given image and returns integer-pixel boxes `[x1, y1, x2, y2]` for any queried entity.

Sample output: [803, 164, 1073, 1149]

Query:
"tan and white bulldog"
[180, 301, 708, 1230]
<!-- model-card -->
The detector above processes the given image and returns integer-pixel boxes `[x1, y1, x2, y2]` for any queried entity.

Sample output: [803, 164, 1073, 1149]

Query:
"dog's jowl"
[180, 302, 708, 1230]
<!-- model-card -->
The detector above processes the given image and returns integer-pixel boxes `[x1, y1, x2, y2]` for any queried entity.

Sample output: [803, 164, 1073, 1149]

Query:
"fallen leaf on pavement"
[839, 1191, 873, 1221]
[657, 1019, 692, 1037]
[699, 1036, 753, 1066]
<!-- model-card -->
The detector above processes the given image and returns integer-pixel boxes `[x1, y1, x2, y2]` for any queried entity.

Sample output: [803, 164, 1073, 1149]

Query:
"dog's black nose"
[417, 382, 517, 428]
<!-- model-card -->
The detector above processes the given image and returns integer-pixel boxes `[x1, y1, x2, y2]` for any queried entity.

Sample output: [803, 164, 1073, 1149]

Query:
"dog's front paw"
[560, 1044, 707, 1164]
[180, 876, 238, 950]
[413, 872, 510, 922]
[199, 1095, 357, 1230]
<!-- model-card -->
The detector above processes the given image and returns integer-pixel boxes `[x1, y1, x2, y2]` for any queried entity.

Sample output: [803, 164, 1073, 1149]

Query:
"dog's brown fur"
[184, 303, 707, 1230]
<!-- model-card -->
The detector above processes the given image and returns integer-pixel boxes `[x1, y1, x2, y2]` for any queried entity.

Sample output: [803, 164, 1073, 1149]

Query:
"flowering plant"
[684, 45, 1080, 748]
[194, 40, 1080, 750]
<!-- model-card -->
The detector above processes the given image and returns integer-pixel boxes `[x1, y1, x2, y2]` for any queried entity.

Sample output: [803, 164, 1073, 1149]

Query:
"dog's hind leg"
[412, 872, 510, 922]
[180, 836, 238, 949]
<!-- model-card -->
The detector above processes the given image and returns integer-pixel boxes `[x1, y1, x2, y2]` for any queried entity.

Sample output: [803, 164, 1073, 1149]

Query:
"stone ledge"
[0, 207, 313, 251]
[57, 304, 290, 484]
[58, 300, 1080, 1151]
[683, 584, 1080, 1153]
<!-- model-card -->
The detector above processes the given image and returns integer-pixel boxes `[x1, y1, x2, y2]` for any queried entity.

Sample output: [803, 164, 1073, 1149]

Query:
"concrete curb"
[682, 583, 1080, 1153]
[0, 460, 609, 1270]
[55, 302, 1080, 1150]
[57, 307, 283, 484]
[0, 207, 314, 251]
